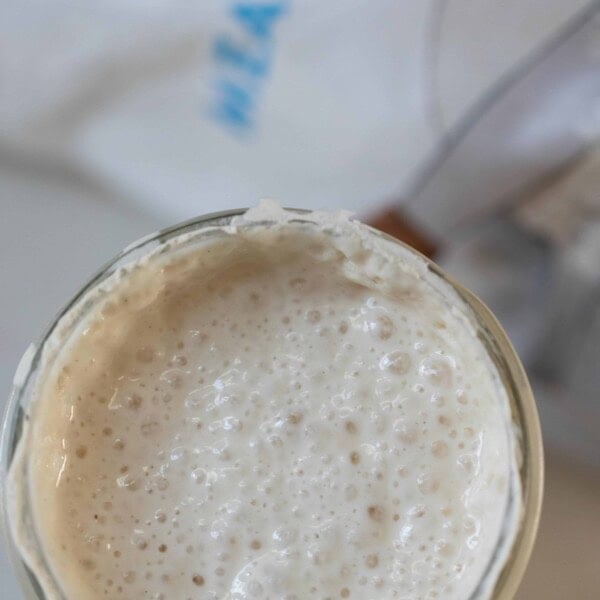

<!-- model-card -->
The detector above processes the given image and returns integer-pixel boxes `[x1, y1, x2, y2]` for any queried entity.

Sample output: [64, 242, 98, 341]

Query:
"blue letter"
[214, 36, 268, 77]
[233, 3, 285, 39]
[212, 80, 253, 129]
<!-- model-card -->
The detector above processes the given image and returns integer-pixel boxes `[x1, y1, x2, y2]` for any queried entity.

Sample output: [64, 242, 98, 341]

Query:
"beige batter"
[11, 205, 520, 599]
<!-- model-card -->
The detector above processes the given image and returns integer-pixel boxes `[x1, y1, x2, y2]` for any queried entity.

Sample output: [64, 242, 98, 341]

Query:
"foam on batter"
[12, 205, 520, 599]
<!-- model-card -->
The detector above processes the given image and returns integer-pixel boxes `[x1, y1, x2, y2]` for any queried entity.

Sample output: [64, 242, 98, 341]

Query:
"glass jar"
[1, 209, 543, 599]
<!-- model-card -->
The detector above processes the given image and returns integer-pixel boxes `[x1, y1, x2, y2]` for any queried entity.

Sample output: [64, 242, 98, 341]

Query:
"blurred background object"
[1, 1, 599, 598]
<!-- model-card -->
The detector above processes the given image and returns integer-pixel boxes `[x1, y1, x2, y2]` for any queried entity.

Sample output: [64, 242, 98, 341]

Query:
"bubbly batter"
[14, 205, 520, 599]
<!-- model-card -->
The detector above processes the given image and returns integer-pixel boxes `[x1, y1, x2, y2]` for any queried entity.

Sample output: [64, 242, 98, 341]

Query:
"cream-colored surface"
[516, 451, 600, 600]
[18, 216, 518, 599]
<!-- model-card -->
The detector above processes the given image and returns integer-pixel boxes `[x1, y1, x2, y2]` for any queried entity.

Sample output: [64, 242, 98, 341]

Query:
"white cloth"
[0, 0, 587, 221]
